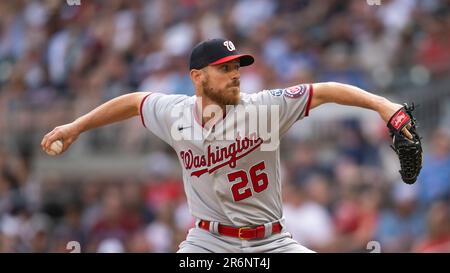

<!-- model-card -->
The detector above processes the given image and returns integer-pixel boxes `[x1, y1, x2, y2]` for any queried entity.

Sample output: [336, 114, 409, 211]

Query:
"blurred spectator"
[87, 185, 134, 250]
[126, 229, 153, 252]
[51, 202, 86, 252]
[303, 174, 334, 212]
[355, 16, 398, 88]
[145, 202, 176, 253]
[283, 182, 335, 251]
[417, 128, 450, 207]
[375, 183, 425, 252]
[413, 200, 450, 252]
[331, 184, 381, 252]
[336, 119, 381, 167]
[416, 10, 450, 77]
[289, 140, 329, 187]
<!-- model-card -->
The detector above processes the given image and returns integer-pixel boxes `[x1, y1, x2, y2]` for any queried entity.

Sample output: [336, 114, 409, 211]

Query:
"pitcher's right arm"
[41, 92, 151, 154]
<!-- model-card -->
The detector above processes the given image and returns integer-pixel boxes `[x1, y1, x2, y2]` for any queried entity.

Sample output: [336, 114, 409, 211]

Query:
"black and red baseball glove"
[387, 103, 423, 184]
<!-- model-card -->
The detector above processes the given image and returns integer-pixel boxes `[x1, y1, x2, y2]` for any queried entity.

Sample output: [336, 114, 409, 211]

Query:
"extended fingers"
[402, 126, 413, 140]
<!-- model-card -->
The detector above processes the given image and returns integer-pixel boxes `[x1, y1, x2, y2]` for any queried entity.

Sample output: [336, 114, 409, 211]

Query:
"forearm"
[311, 82, 387, 110]
[310, 82, 400, 122]
[74, 92, 149, 133]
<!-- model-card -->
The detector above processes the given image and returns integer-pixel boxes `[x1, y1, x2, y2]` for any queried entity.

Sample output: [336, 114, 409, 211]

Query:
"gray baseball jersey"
[140, 84, 313, 227]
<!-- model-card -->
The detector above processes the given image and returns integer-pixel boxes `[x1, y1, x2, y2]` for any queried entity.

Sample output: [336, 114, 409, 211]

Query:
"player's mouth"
[228, 86, 240, 94]
[227, 80, 240, 91]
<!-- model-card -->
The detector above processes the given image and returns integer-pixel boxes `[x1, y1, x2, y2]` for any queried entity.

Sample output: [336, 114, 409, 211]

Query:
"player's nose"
[231, 70, 240, 81]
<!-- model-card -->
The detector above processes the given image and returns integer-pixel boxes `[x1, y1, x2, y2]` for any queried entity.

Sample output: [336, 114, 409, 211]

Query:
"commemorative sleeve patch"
[283, 84, 308, 99]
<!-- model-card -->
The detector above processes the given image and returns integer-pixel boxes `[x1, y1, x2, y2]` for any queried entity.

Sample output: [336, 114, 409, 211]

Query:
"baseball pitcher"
[41, 39, 422, 253]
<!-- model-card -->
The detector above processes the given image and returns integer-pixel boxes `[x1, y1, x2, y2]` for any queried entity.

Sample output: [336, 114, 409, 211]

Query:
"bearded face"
[202, 74, 240, 106]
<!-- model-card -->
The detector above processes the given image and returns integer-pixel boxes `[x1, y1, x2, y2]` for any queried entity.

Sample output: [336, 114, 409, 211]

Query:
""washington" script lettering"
[180, 137, 263, 177]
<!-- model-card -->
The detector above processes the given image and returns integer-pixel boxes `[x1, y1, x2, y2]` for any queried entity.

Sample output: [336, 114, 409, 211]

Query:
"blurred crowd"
[1, 0, 450, 252]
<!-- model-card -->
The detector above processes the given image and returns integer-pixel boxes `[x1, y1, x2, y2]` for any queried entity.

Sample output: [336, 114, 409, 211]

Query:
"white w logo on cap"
[223, 41, 236, 51]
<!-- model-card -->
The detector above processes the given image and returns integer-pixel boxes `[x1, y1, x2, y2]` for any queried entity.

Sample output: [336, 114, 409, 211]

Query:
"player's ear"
[190, 69, 204, 85]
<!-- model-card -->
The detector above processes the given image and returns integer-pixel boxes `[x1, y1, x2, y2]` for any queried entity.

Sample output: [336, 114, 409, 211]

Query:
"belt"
[198, 220, 282, 240]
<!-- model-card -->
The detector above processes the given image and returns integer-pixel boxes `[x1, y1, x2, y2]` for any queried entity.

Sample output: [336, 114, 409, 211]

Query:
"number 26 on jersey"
[227, 161, 268, 202]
